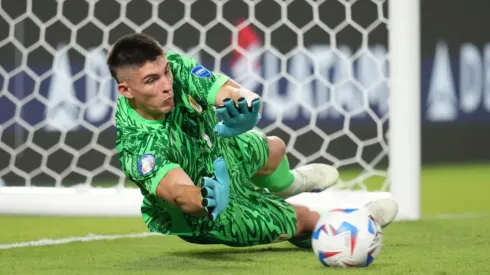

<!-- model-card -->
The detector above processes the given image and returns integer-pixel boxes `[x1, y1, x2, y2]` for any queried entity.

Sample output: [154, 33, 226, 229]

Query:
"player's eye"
[145, 76, 158, 84]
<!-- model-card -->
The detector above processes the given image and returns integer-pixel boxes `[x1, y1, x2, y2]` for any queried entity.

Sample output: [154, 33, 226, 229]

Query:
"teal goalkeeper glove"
[200, 157, 230, 221]
[214, 97, 261, 137]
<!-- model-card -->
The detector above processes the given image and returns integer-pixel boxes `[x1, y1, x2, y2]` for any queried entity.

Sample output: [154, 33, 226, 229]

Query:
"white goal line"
[0, 212, 488, 250]
[0, 232, 161, 250]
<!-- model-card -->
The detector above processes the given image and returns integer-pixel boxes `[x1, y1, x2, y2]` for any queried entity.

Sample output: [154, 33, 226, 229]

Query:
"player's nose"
[160, 78, 172, 93]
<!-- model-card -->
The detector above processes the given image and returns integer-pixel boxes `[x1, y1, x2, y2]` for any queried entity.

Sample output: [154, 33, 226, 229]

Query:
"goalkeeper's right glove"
[200, 157, 230, 221]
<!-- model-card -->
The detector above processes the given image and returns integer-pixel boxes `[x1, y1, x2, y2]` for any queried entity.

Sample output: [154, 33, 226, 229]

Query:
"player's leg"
[165, 192, 398, 249]
[177, 188, 321, 247]
[177, 201, 320, 247]
[233, 130, 339, 198]
[205, 190, 398, 248]
[253, 135, 340, 197]
[286, 190, 399, 228]
[286, 192, 399, 249]
[290, 203, 320, 238]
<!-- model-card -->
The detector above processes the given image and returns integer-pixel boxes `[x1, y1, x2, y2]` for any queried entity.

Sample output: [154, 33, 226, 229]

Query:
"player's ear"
[117, 82, 133, 99]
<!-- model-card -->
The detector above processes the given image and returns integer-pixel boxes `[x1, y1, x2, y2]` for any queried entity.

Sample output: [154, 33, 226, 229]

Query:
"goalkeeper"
[109, 33, 397, 247]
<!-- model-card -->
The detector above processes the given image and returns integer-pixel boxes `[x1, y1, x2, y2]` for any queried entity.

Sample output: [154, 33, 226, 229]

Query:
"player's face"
[120, 54, 174, 119]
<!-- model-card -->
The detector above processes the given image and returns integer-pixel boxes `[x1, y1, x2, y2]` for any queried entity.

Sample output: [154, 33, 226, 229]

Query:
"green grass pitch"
[0, 164, 489, 275]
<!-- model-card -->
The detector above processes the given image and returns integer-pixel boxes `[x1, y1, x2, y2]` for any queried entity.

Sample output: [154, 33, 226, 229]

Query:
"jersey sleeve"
[167, 51, 229, 106]
[119, 132, 180, 196]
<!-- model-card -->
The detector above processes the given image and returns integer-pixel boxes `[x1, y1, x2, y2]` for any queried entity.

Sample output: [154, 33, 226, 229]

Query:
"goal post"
[0, 0, 420, 220]
[388, 0, 421, 221]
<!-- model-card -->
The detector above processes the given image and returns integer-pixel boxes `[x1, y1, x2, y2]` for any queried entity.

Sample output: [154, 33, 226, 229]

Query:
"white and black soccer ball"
[312, 208, 383, 267]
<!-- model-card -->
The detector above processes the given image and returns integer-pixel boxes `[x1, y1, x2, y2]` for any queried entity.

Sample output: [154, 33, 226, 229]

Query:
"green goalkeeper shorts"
[144, 130, 298, 247]
[231, 129, 270, 179]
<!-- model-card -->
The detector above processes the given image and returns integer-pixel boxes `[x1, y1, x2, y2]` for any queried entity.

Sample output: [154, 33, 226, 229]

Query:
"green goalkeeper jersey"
[115, 51, 230, 233]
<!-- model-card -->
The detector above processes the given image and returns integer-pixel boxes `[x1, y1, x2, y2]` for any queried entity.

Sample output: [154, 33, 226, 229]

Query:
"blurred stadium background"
[0, 0, 489, 274]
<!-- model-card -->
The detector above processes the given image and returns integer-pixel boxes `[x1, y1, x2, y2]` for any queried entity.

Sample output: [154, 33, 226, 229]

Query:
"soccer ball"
[312, 208, 383, 267]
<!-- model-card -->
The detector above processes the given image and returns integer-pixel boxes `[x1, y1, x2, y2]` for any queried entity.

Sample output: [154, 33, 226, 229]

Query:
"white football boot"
[272, 164, 339, 199]
[364, 197, 399, 228]
[288, 197, 399, 249]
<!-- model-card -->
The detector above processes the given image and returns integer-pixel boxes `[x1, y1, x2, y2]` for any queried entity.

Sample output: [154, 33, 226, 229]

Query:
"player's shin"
[251, 155, 295, 194]
[252, 155, 340, 198]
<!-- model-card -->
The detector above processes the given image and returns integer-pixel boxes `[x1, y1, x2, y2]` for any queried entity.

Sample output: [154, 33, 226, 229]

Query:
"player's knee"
[261, 136, 286, 174]
[268, 136, 286, 158]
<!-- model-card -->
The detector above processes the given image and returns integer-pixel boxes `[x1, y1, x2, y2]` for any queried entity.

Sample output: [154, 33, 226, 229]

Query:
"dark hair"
[107, 33, 164, 83]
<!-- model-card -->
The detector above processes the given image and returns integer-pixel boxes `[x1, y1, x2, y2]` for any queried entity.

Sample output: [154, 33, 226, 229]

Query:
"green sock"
[252, 156, 295, 192]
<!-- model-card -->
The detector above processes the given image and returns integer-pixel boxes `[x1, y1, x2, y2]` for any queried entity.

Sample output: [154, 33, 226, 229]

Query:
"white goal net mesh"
[0, 0, 389, 191]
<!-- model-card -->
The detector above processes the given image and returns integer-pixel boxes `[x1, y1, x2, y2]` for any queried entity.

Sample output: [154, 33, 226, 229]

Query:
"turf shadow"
[126, 247, 308, 272]
[170, 246, 304, 260]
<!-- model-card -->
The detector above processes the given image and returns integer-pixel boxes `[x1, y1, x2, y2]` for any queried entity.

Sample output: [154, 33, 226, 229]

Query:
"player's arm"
[168, 52, 262, 112]
[121, 130, 230, 220]
[154, 159, 230, 220]
[155, 168, 206, 216]
[214, 78, 263, 114]
[168, 52, 261, 137]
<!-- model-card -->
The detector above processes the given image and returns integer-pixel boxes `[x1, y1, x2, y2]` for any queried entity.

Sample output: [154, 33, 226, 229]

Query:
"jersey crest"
[191, 65, 212, 78]
[188, 95, 203, 113]
[137, 154, 156, 176]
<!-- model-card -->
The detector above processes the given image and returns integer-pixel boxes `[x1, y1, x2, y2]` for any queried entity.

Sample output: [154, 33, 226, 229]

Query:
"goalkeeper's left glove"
[214, 97, 261, 138]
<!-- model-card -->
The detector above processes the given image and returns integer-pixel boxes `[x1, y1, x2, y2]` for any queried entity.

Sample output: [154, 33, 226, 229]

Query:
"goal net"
[0, 0, 420, 219]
